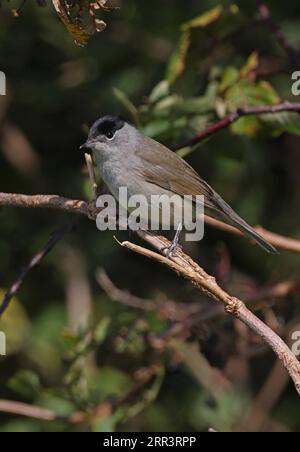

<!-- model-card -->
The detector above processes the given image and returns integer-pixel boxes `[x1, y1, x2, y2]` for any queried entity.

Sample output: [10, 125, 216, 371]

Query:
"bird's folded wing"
[135, 137, 218, 210]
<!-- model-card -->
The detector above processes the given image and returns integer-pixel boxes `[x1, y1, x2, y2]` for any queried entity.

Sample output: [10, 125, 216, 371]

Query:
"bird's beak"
[80, 141, 92, 152]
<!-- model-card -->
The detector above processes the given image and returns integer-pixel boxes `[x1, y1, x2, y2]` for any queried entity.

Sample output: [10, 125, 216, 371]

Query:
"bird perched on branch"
[81, 115, 277, 256]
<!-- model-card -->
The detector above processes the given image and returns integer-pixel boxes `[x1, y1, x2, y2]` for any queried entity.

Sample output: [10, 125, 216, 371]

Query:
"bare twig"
[0, 155, 98, 318]
[0, 222, 75, 317]
[97, 268, 157, 311]
[256, 1, 300, 68]
[120, 231, 300, 395]
[0, 400, 57, 422]
[85, 153, 98, 201]
[0, 192, 91, 216]
[97, 268, 200, 318]
[204, 215, 300, 254]
[173, 102, 300, 150]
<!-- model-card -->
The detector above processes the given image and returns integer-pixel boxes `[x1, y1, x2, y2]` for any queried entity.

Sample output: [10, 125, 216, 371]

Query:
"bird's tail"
[210, 192, 278, 254]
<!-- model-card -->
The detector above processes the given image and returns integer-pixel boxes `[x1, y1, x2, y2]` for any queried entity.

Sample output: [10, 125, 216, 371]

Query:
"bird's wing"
[135, 136, 217, 209]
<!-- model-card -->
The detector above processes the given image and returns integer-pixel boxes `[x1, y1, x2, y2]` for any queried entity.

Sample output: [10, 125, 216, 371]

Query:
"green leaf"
[92, 408, 125, 432]
[142, 119, 173, 137]
[231, 116, 261, 137]
[146, 311, 167, 335]
[181, 5, 224, 32]
[167, 30, 191, 84]
[37, 392, 75, 417]
[113, 87, 140, 127]
[8, 371, 41, 399]
[225, 80, 281, 111]
[153, 95, 182, 117]
[87, 366, 132, 401]
[219, 66, 239, 92]
[240, 52, 259, 78]
[0, 293, 31, 355]
[260, 111, 300, 136]
[167, 4, 245, 85]
[94, 317, 111, 344]
[149, 80, 170, 103]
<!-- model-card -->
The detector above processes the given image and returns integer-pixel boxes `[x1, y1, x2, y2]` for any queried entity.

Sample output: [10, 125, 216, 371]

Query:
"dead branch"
[121, 231, 300, 395]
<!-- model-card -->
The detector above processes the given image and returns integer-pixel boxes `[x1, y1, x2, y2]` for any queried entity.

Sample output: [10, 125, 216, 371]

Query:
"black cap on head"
[89, 115, 126, 140]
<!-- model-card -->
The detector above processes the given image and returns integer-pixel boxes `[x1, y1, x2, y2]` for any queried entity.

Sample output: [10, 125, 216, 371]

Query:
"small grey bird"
[81, 115, 277, 254]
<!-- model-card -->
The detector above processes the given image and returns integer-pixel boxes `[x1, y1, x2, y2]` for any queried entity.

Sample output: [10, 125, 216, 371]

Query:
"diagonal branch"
[256, 1, 300, 68]
[122, 231, 300, 395]
[0, 221, 76, 317]
[172, 102, 300, 150]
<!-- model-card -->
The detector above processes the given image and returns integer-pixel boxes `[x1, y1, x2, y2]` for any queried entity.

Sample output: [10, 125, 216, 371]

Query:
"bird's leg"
[162, 223, 183, 258]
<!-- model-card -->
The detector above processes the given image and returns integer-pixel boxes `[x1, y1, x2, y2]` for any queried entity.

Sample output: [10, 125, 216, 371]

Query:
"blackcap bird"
[81, 115, 277, 255]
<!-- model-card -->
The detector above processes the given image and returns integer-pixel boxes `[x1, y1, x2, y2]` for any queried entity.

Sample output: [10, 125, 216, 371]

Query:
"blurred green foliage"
[1, 0, 300, 432]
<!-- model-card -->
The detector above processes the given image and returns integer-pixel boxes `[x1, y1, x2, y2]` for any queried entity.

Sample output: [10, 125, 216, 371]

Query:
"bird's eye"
[106, 130, 114, 140]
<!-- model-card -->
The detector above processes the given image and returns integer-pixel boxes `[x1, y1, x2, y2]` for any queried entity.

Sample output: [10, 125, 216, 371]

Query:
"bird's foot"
[161, 223, 182, 258]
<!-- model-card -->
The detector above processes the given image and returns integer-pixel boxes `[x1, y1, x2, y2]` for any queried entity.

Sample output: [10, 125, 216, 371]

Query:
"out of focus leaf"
[92, 407, 125, 432]
[37, 393, 75, 417]
[167, 4, 245, 84]
[182, 5, 224, 31]
[113, 88, 140, 126]
[240, 52, 259, 78]
[167, 5, 222, 83]
[0, 292, 31, 355]
[226, 81, 280, 111]
[219, 67, 239, 92]
[167, 31, 191, 85]
[94, 317, 111, 344]
[146, 312, 167, 335]
[87, 366, 132, 401]
[8, 371, 41, 400]
[149, 81, 170, 104]
[260, 111, 300, 136]
[231, 116, 261, 137]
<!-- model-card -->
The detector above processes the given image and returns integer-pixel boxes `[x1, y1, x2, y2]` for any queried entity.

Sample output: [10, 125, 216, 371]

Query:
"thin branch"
[85, 153, 98, 201]
[173, 102, 300, 150]
[0, 156, 98, 317]
[97, 268, 157, 311]
[0, 222, 75, 317]
[256, 1, 300, 68]
[97, 268, 200, 318]
[0, 192, 91, 216]
[204, 215, 300, 254]
[0, 400, 57, 422]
